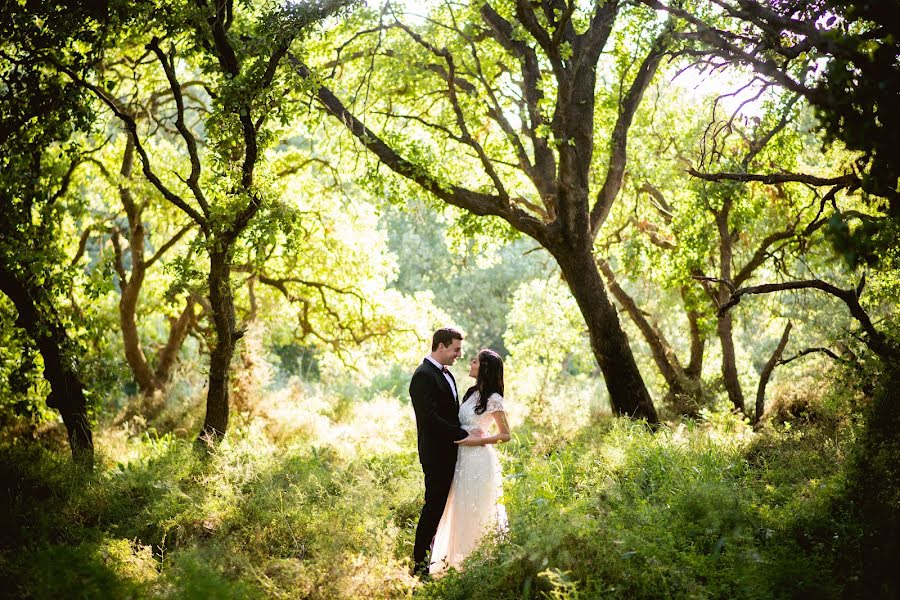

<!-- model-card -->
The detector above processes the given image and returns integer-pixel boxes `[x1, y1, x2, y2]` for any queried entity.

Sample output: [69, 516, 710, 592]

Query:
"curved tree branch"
[287, 53, 548, 244]
[688, 169, 858, 187]
[709, 276, 897, 360]
[591, 23, 672, 236]
[146, 37, 211, 216]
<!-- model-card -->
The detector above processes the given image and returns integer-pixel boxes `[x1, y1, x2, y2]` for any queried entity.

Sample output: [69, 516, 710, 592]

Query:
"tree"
[293, 1, 680, 421]
[0, 1, 108, 463]
[642, 0, 899, 255]
[591, 70, 870, 418]
[55, 0, 355, 442]
[83, 137, 196, 397]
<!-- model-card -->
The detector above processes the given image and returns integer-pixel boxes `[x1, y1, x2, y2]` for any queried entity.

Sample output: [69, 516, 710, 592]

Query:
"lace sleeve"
[486, 393, 505, 413]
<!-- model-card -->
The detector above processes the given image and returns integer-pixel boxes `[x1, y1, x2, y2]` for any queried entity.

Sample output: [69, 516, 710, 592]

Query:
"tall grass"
[0, 373, 881, 599]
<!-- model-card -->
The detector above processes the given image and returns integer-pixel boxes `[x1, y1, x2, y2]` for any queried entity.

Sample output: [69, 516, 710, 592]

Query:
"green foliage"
[0, 297, 51, 421]
[2, 2, 898, 597]
[504, 277, 595, 387]
[0, 0, 119, 430]
[383, 200, 548, 354]
[419, 389, 862, 600]
[3, 368, 888, 599]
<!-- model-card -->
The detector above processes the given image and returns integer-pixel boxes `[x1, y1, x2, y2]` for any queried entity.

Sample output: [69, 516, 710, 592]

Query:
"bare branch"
[778, 346, 847, 366]
[711, 277, 897, 360]
[645, 0, 820, 102]
[743, 92, 801, 167]
[145, 223, 194, 268]
[688, 169, 858, 188]
[146, 38, 210, 216]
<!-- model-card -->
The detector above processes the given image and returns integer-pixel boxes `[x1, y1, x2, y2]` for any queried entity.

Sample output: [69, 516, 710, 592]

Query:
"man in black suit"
[410, 327, 482, 577]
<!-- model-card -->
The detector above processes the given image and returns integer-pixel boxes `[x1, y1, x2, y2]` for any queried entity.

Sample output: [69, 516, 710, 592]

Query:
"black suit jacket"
[409, 359, 468, 466]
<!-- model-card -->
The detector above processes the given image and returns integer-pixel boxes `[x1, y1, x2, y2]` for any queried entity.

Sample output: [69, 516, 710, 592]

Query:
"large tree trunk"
[0, 266, 93, 465]
[555, 247, 659, 422]
[199, 247, 237, 441]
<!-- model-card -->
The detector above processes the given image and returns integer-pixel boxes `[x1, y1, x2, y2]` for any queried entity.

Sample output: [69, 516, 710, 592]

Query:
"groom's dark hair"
[432, 327, 464, 351]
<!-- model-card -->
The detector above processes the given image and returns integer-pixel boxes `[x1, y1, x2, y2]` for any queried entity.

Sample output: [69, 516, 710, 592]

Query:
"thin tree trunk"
[718, 311, 744, 412]
[599, 259, 701, 408]
[115, 139, 155, 393]
[684, 288, 705, 379]
[756, 321, 792, 423]
[0, 266, 93, 465]
[154, 297, 194, 384]
[199, 248, 237, 441]
[119, 265, 156, 392]
[716, 201, 745, 412]
[555, 247, 659, 422]
[112, 138, 192, 395]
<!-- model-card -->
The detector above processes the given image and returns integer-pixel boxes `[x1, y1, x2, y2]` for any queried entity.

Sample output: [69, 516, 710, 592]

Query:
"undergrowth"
[1, 372, 893, 599]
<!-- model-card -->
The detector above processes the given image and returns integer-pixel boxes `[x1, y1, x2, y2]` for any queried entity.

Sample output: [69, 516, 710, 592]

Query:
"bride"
[429, 349, 511, 575]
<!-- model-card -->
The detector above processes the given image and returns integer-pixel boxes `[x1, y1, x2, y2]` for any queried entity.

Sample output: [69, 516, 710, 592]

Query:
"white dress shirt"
[425, 355, 457, 399]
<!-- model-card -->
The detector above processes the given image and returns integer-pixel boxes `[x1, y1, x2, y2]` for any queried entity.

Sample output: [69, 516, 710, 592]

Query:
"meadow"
[4, 365, 894, 599]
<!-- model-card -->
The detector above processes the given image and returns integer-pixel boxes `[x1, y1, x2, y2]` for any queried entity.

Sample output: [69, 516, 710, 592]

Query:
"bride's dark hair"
[463, 349, 504, 414]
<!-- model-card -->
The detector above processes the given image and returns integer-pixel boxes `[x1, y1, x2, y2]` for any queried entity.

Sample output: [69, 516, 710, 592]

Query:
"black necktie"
[441, 367, 450, 375]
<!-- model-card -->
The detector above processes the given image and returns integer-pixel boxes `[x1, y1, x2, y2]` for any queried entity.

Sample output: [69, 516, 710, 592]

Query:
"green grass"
[1, 378, 892, 599]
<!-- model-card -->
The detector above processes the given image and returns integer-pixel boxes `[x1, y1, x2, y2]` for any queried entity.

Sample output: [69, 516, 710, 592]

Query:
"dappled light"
[2, 0, 898, 598]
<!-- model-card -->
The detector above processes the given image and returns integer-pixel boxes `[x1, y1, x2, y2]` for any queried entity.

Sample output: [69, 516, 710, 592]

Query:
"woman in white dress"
[429, 349, 511, 575]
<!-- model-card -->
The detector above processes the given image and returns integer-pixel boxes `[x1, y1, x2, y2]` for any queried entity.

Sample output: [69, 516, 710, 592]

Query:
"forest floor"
[1, 377, 894, 599]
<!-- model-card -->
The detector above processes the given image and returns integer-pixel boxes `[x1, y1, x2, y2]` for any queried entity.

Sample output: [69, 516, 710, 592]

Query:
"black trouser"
[413, 459, 455, 572]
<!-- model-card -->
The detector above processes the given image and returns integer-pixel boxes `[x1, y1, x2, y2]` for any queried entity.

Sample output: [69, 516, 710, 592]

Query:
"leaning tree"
[293, 1, 683, 421]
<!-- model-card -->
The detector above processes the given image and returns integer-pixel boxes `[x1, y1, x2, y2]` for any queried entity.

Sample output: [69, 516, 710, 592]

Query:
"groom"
[410, 327, 481, 577]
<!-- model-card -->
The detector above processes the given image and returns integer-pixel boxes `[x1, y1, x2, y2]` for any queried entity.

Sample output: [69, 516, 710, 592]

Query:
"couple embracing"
[410, 327, 511, 578]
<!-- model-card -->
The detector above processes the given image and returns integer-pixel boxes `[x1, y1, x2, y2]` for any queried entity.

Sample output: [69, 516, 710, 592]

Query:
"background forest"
[1, 0, 898, 598]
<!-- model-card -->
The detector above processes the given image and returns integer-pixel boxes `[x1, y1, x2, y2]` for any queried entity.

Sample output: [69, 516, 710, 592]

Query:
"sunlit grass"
[1, 376, 869, 599]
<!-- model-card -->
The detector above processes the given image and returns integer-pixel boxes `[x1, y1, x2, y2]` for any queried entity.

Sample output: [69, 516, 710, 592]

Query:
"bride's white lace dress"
[430, 391, 508, 574]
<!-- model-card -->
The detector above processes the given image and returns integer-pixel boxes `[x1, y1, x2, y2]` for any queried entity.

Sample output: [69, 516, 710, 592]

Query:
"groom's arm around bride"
[409, 327, 480, 577]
